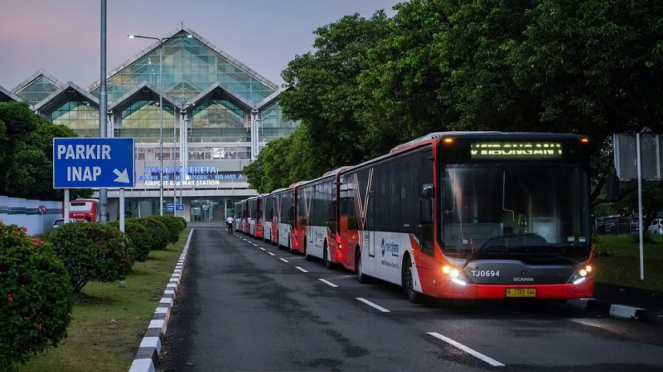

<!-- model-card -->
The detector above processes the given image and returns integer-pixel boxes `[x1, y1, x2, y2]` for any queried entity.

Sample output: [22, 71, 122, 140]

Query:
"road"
[158, 227, 663, 372]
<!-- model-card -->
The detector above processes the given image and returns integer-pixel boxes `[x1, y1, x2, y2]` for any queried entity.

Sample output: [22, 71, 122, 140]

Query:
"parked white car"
[52, 218, 80, 227]
[647, 219, 663, 234]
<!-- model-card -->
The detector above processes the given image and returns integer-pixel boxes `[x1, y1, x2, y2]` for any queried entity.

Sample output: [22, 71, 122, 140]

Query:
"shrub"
[176, 216, 187, 229]
[131, 217, 169, 251]
[109, 220, 151, 262]
[0, 222, 73, 370]
[49, 222, 135, 293]
[148, 216, 180, 244]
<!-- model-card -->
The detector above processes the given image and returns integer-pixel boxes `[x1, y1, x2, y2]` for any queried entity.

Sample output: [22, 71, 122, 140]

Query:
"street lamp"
[128, 33, 191, 216]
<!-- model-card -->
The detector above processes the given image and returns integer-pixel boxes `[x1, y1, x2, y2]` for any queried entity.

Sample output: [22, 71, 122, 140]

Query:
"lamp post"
[128, 33, 191, 216]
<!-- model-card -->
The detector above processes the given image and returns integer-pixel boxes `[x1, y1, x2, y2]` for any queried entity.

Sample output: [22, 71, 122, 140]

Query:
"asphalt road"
[158, 227, 663, 372]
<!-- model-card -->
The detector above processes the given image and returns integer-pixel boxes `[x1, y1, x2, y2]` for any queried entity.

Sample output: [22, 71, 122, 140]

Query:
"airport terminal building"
[0, 26, 298, 222]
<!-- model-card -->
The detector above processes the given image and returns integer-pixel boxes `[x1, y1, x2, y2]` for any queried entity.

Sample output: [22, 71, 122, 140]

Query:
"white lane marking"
[253, 244, 259, 247]
[569, 318, 608, 329]
[319, 279, 338, 288]
[356, 297, 390, 313]
[280, 258, 289, 263]
[268, 252, 275, 256]
[427, 332, 505, 367]
[260, 247, 266, 251]
[295, 266, 309, 273]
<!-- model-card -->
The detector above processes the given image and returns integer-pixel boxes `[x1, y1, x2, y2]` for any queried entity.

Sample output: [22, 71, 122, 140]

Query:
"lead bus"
[338, 132, 594, 303]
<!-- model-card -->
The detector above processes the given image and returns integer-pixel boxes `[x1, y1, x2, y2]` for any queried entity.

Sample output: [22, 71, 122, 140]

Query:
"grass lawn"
[16, 228, 191, 372]
[594, 233, 663, 292]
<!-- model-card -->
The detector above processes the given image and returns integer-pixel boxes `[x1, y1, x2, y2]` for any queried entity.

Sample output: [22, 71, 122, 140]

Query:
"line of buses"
[234, 132, 596, 303]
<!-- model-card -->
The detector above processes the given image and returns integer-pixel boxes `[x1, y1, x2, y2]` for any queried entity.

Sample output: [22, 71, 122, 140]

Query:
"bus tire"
[356, 248, 369, 284]
[304, 240, 313, 261]
[323, 243, 333, 270]
[403, 256, 421, 304]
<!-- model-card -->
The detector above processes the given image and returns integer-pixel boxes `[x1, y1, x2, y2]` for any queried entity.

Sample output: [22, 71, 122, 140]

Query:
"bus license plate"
[506, 288, 536, 298]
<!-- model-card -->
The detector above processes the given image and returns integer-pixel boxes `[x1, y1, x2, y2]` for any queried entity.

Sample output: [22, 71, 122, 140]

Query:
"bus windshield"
[439, 164, 590, 260]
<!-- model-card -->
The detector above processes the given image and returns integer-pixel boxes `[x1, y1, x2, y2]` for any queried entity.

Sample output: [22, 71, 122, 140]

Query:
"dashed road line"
[279, 258, 289, 263]
[268, 252, 275, 256]
[356, 297, 390, 313]
[295, 266, 309, 273]
[319, 279, 338, 288]
[427, 332, 505, 367]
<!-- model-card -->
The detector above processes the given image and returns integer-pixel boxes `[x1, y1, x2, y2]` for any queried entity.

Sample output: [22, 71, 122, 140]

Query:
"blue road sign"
[176, 204, 184, 211]
[53, 138, 135, 188]
[167, 204, 175, 212]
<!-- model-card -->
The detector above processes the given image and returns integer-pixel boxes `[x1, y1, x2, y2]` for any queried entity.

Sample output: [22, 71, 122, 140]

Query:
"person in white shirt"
[226, 215, 235, 234]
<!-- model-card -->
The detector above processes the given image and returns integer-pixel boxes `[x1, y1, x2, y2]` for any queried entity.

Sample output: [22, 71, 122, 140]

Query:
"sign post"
[53, 137, 135, 232]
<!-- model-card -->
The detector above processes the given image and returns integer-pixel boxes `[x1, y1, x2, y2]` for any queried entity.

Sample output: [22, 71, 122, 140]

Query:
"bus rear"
[66, 199, 100, 222]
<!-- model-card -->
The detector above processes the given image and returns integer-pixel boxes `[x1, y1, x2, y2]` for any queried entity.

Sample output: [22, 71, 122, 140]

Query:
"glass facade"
[52, 101, 100, 137]
[120, 101, 176, 141]
[5, 26, 300, 221]
[190, 99, 249, 142]
[91, 32, 275, 105]
[260, 101, 298, 141]
[16, 75, 61, 106]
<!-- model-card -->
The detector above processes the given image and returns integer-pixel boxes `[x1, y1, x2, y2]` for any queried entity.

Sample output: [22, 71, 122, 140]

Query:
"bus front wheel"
[403, 256, 421, 304]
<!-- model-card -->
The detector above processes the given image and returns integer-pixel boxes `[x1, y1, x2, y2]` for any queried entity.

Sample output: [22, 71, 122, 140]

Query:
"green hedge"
[0, 222, 72, 370]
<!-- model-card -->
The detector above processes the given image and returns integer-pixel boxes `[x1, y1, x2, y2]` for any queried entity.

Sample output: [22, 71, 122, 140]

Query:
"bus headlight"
[571, 264, 593, 285]
[578, 264, 592, 277]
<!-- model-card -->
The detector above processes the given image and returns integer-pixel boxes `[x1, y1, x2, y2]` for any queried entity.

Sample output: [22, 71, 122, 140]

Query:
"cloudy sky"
[0, 0, 401, 90]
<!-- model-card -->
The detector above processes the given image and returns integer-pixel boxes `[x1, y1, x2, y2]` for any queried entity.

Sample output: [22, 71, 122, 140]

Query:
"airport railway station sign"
[53, 138, 135, 188]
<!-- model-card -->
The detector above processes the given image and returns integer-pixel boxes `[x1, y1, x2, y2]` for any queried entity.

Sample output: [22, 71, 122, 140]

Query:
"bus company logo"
[315, 230, 324, 241]
[381, 238, 400, 257]
[513, 270, 534, 282]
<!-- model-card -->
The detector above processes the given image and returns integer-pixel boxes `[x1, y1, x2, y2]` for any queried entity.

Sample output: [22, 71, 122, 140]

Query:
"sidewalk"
[570, 282, 663, 324]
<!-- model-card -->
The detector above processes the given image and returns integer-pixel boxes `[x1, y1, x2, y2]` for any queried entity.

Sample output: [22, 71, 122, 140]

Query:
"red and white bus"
[295, 166, 352, 268]
[260, 193, 275, 243]
[65, 198, 100, 222]
[248, 195, 265, 239]
[270, 187, 294, 250]
[290, 181, 310, 255]
[337, 132, 594, 302]
[235, 199, 249, 234]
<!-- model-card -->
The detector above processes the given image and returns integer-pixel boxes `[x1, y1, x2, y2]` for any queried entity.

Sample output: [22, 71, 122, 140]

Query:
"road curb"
[128, 229, 194, 372]
[567, 298, 660, 323]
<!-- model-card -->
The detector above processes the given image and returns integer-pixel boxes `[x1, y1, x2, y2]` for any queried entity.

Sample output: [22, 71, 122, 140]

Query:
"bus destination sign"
[471, 142, 562, 160]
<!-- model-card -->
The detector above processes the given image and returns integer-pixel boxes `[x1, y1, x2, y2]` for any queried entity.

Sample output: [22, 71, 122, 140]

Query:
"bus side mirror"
[329, 203, 335, 221]
[605, 167, 619, 202]
[419, 199, 433, 224]
[288, 206, 295, 221]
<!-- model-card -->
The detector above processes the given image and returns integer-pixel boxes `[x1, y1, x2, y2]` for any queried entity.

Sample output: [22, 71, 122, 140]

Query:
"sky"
[0, 0, 402, 91]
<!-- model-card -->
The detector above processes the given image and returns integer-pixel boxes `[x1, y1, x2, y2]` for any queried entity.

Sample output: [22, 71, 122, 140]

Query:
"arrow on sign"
[113, 168, 130, 183]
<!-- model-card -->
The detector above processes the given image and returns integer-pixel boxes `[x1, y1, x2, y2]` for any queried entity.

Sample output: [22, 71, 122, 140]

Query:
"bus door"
[411, 151, 435, 291]
[368, 190, 376, 258]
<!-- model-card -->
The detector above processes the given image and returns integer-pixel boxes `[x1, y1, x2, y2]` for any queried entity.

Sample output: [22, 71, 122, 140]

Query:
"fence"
[0, 196, 62, 236]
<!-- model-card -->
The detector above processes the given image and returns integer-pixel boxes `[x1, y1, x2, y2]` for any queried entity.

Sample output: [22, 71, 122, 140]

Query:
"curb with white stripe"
[128, 229, 194, 372]
[567, 298, 650, 321]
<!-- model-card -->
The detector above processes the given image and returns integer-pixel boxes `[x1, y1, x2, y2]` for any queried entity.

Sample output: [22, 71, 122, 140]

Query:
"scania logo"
[520, 270, 527, 276]
[513, 277, 534, 282]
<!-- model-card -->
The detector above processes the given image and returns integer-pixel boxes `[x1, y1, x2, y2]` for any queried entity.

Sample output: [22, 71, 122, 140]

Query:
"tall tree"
[279, 11, 392, 178]
[0, 102, 91, 201]
[358, 0, 457, 153]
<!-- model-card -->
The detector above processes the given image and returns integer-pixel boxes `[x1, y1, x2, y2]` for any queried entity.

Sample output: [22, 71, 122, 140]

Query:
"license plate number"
[506, 288, 536, 298]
